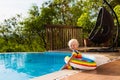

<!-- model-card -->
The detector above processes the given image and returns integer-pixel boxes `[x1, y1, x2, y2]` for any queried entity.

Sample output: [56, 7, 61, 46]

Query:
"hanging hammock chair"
[88, 7, 114, 44]
[87, 0, 119, 52]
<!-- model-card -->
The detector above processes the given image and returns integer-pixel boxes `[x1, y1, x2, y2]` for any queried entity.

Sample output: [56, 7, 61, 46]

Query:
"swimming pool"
[0, 52, 71, 80]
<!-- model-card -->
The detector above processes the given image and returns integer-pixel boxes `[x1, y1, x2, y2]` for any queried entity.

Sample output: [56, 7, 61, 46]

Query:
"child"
[61, 39, 82, 70]
[61, 39, 97, 70]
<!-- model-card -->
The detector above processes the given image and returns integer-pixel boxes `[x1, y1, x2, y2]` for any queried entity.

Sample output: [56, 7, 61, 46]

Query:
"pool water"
[0, 52, 71, 80]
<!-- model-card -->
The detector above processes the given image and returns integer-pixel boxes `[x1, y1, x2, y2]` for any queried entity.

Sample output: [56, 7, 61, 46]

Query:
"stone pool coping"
[30, 70, 79, 80]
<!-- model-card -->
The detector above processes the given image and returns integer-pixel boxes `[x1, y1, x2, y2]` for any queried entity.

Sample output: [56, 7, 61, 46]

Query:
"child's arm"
[61, 54, 74, 70]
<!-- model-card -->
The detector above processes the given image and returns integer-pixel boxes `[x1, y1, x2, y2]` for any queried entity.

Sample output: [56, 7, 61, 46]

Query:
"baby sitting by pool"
[61, 39, 97, 70]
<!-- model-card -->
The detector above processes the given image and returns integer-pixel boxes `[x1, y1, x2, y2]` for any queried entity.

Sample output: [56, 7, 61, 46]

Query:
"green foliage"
[114, 5, 120, 21]
[77, 13, 94, 38]
[110, 0, 120, 7]
[77, 13, 91, 29]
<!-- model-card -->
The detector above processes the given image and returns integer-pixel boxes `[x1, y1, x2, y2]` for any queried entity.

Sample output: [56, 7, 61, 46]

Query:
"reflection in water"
[0, 53, 26, 70]
[0, 65, 31, 80]
[0, 53, 33, 80]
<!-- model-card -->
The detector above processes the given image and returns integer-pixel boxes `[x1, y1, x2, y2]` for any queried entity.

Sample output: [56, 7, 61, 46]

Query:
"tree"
[114, 5, 120, 21]
[40, 0, 83, 25]
[21, 4, 47, 51]
[0, 14, 25, 52]
[110, 0, 120, 7]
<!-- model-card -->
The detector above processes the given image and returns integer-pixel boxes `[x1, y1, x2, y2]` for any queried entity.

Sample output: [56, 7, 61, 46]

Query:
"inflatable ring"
[65, 56, 97, 70]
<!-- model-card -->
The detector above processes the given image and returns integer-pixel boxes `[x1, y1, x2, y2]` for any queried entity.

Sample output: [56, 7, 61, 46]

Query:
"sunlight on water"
[0, 65, 33, 80]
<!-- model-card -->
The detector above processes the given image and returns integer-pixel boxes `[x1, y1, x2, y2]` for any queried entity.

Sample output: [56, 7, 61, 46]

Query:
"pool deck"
[31, 48, 120, 80]
[61, 59, 120, 80]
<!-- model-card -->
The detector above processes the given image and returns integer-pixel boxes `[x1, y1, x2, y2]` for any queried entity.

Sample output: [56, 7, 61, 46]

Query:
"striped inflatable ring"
[65, 56, 97, 70]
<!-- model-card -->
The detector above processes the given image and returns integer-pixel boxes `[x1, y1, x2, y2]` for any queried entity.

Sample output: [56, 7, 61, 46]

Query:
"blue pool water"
[0, 52, 71, 80]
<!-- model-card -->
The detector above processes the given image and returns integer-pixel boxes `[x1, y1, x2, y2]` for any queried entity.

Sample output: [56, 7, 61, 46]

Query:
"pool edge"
[30, 70, 79, 80]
